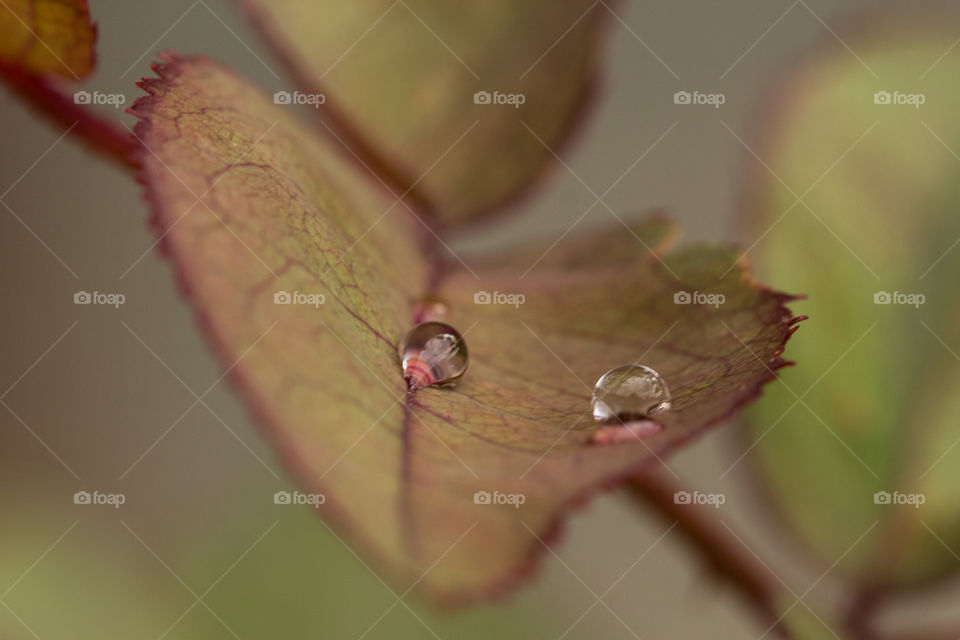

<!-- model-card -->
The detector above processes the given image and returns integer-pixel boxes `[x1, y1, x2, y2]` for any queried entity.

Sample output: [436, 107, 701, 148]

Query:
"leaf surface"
[133, 54, 798, 602]
[741, 16, 960, 587]
[0, 0, 95, 79]
[237, 0, 608, 225]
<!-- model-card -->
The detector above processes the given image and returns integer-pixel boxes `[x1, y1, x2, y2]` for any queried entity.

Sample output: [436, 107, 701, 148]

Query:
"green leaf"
[237, 0, 607, 225]
[0, 0, 95, 79]
[742, 17, 960, 587]
[132, 53, 797, 602]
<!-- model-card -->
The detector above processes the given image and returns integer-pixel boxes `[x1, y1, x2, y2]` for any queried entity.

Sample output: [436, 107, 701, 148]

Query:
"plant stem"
[884, 631, 960, 640]
[1, 68, 139, 169]
[626, 470, 793, 638]
[844, 588, 882, 640]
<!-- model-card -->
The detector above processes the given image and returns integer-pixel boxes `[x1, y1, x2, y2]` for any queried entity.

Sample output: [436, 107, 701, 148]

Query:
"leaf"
[131, 53, 798, 602]
[0, 0, 95, 79]
[741, 16, 960, 587]
[0, 1, 134, 168]
[236, 0, 607, 225]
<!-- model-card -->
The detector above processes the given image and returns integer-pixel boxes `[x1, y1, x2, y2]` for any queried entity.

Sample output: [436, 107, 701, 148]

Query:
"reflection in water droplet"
[399, 322, 468, 389]
[412, 296, 448, 324]
[591, 419, 663, 444]
[590, 364, 670, 443]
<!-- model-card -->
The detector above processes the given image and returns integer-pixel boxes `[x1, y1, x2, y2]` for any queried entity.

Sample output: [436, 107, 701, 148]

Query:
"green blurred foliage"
[745, 17, 960, 588]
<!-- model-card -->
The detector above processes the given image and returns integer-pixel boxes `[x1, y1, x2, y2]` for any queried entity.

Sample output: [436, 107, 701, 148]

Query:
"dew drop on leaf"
[399, 322, 468, 389]
[590, 365, 671, 443]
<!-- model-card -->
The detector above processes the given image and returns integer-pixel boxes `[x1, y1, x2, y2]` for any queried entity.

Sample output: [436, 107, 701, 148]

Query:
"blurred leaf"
[0, 0, 95, 79]
[0, 514, 222, 639]
[742, 16, 960, 587]
[779, 604, 849, 640]
[237, 0, 607, 225]
[132, 53, 797, 602]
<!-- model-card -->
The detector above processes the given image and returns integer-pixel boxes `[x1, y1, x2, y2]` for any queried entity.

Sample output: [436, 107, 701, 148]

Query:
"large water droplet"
[590, 364, 670, 442]
[399, 322, 468, 389]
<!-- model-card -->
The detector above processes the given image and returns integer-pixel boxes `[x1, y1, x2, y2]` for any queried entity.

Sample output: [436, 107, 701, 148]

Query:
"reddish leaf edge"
[482, 292, 804, 610]
[232, 0, 618, 235]
[130, 52, 804, 607]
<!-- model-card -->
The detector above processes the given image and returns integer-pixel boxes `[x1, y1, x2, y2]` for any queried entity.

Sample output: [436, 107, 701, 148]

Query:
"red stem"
[884, 629, 960, 640]
[626, 470, 793, 638]
[844, 588, 882, 640]
[1, 67, 139, 170]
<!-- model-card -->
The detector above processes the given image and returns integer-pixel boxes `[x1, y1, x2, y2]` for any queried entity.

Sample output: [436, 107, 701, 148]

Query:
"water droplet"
[590, 365, 670, 442]
[399, 322, 468, 389]
[412, 296, 448, 324]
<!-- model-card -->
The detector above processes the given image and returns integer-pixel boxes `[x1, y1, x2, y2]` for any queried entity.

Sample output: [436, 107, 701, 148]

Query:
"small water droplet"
[399, 322, 468, 389]
[590, 364, 670, 442]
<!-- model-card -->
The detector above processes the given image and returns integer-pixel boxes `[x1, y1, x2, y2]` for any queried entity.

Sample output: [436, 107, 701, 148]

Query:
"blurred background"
[2, 1, 960, 638]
